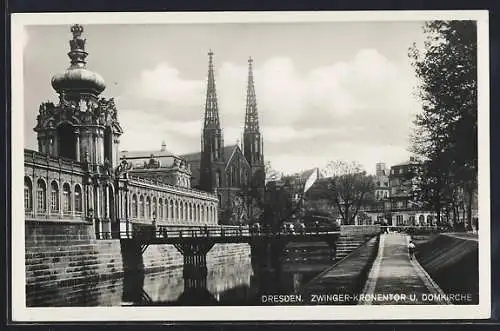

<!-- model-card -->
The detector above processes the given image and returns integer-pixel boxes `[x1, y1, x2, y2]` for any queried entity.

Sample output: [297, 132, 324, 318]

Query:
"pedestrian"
[408, 240, 416, 260]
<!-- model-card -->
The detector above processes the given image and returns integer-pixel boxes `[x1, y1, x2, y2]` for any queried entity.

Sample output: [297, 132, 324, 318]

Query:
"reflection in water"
[26, 243, 333, 306]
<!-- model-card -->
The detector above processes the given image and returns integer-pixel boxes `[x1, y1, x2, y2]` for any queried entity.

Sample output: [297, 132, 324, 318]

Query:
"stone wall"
[25, 221, 251, 306]
[340, 225, 380, 237]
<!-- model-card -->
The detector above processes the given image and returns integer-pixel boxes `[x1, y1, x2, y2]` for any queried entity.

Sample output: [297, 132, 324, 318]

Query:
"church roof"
[179, 144, 241, 187]
[179, 144, 239, 163]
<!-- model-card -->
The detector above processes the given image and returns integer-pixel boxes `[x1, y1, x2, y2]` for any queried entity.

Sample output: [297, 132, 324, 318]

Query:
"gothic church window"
[216, 171, 221, 187]
[50, 181, 59, 213]
[37, 179, 47, 213]
[24, 177, 32, 212]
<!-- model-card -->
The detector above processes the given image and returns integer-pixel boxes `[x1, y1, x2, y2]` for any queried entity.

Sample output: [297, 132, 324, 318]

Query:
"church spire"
[204, 50, 220, 130]
[243, 57, 263, 168]
[200, 50, 225, 193]
[244, 57, 259, 133]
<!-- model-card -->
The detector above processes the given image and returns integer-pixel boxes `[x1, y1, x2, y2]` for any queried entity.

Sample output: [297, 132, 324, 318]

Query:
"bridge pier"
[174, 241, 215, 291]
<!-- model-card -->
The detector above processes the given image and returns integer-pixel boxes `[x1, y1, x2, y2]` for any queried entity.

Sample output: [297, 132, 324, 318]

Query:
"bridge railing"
[115, 224, 341, 241]
[380, 225, 452, 235]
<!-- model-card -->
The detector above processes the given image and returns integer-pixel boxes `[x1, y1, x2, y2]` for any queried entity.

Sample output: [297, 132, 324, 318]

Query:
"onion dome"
[51, 24, 106, 95]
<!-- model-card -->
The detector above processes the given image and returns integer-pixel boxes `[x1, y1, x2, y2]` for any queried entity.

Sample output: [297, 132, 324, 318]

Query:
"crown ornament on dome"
[68, 24, 88, 68]
[71, 24, 84, 38]
[51, 24, 106, 95]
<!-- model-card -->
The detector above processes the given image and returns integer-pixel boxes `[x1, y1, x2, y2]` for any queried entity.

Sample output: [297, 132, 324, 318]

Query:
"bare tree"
[315, 161, 375, 225]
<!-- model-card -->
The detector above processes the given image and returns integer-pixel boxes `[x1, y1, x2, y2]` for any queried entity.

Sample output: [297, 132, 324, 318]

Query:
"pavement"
[359, 233, 450, 305]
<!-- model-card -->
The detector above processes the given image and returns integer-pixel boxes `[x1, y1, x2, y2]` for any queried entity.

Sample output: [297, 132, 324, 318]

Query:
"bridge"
[111, 224, 341, 293]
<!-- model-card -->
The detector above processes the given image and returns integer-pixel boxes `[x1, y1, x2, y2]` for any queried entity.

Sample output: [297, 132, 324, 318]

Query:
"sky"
[22, 22, 426, 175]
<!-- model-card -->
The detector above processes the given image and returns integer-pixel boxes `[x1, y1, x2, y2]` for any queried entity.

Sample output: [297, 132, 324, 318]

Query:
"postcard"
[11, 10, 490, 321]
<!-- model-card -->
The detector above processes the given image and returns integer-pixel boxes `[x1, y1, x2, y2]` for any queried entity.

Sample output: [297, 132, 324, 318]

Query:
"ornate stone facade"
[24, 24, 219, 239]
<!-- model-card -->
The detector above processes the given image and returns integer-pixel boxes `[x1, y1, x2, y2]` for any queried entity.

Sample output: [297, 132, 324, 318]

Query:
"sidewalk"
[360, 233, 449, 305]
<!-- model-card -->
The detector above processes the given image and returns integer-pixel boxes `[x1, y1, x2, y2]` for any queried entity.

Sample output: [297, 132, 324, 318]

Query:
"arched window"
[189, 203, 193, 221]
[233, 167, 238, 186]
[216, 170, 222, 187]
[218, 194, 222, 207]
[179, 201, 184, 220]
[427, 215, 433, 225]
[139, 195, 144, 218]
[146, 196, 151, 219]
[169, 200, 173, 220]
[24, 177, 33, 212]
[74, 185, 83, 213]
[201, 205, 205, 222]
[175, 200, 179, 220]
[227, 170, 232, 188]
[158, 198, 163, 219]
[152, 197, 157, 219]
[50, 181, 59, 213]
[184, 203, 188, 221]
[62, 183, 71, 214]
[132, 194, 138, 218]
[37, 179, 47, 213]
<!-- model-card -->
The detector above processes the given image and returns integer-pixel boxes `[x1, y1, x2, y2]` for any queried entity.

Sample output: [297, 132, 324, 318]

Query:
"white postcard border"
[11, 10, 491, 321]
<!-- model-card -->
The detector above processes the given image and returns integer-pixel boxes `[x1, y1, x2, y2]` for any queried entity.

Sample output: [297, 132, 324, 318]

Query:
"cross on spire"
[244, 56, 259, 132]
[204, 49, 220, 130]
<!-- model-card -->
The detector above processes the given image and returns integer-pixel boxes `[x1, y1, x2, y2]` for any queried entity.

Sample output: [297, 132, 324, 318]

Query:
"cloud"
[121, 48, 420, 173]
[133, 62, 204, 107]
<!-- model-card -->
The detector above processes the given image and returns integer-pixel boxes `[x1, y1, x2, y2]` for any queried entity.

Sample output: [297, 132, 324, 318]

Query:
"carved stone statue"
[79, 99, 88, 112]
[115, 159, 132, 177]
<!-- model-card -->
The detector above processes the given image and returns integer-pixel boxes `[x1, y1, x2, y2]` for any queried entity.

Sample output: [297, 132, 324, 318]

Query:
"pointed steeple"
[200, 50, 225, 193]
[243, 57, 263, 168]
[204, 49, 220, 130]
[244, 57, 259, 133]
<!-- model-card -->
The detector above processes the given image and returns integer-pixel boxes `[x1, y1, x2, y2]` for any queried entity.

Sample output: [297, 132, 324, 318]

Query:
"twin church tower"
[199, 50, 265, 198]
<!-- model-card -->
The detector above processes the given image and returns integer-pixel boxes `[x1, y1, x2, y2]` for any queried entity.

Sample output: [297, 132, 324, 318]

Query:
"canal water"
[27, 243, 334, 306]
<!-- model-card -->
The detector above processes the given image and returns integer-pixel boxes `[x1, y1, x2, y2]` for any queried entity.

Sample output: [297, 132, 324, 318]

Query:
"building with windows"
[24, 25, 219, 239]
[364, 157, 435, 226]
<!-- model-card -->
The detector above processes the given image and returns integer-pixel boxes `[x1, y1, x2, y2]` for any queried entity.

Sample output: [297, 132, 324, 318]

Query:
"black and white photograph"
[11, 11, 490, 321]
